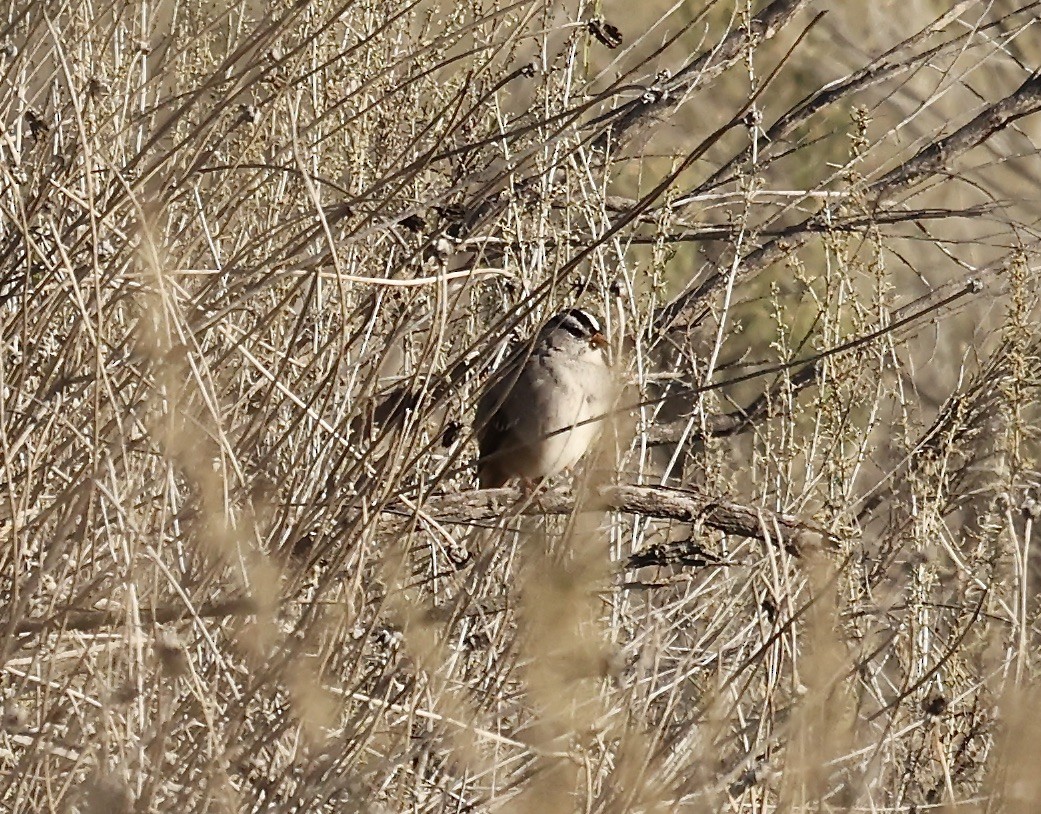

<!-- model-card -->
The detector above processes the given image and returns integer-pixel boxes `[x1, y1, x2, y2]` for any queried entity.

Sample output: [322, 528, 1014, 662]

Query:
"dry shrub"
[2, 0, 1041, 811]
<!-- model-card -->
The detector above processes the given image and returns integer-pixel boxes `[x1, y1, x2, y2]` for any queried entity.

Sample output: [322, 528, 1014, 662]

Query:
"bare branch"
[594, 0, 812, 148]
[871, 70, 1041, 196]
[406, 484, 833, 554]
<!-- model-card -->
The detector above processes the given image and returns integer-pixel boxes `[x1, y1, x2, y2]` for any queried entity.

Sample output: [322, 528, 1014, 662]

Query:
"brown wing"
[474, 362, 523, 488]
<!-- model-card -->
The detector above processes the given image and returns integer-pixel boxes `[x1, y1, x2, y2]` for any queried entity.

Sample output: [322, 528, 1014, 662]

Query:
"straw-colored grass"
[2, 1, 1041, 811]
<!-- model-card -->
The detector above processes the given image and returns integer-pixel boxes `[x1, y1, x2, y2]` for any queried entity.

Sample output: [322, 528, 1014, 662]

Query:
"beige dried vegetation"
[2, 0, 1041, 811]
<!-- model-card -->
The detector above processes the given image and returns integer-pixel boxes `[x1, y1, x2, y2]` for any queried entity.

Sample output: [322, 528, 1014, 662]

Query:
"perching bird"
[475, 308, 612, 488]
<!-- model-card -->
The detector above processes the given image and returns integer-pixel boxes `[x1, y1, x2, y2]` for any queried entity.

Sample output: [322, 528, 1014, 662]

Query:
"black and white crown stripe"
[554, 308, 601, 339]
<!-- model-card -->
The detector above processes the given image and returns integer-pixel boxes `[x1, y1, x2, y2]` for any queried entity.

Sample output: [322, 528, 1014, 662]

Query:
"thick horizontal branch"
[657, 71, 1041, 331]
[408, 484, 834, 555]
[13, 597, 257, 637]
[591, 203, 995, 244]
[10, 488, 835, 639]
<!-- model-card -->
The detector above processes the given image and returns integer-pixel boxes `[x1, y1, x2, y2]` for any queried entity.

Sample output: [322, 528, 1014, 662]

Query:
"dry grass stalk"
[2, 1, 1041, 810]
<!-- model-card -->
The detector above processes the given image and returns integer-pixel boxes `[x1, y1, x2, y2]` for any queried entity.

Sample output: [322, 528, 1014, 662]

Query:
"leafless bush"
[2, 0, 1041, 811]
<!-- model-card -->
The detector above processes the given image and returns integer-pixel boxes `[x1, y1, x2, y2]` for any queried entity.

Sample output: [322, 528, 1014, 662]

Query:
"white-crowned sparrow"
[475, 308, 612, 488]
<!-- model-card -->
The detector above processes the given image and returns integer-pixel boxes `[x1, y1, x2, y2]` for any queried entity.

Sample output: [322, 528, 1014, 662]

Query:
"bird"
[475, 308, 613, 489]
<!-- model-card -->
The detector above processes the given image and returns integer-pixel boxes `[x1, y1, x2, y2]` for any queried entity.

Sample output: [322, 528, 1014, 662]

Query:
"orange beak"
[590, 332, 608, 350]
